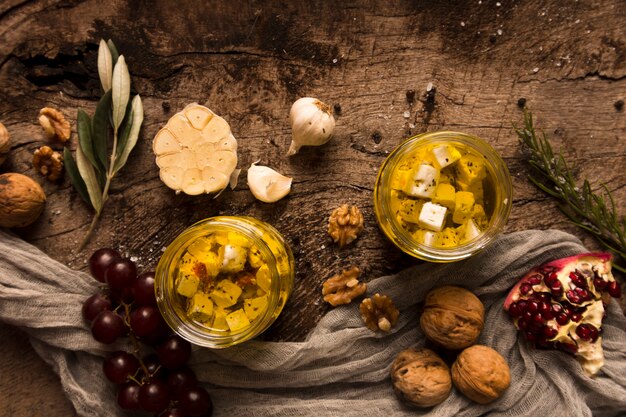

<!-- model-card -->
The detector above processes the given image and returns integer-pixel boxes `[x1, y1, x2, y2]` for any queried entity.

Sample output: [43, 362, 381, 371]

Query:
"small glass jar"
[374, 131, 512, 262]
[155, 216, 295, 348]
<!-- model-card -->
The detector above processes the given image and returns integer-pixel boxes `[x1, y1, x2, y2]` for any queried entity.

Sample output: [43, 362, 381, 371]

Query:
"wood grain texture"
[0, 0, 625, 415]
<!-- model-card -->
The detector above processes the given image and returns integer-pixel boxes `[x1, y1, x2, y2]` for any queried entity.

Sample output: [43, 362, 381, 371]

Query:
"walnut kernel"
[39, 107, 71, 142]
[451, 345, 511, 404]
[328, 204, 364, 247]
[420, 286, 484, 350]
[359, 293, 399, 332]
[322, 266, 367, 306]
[0, 122, 10, 166]
[391, 348, 452, 408]
[33, 146, 64, 181]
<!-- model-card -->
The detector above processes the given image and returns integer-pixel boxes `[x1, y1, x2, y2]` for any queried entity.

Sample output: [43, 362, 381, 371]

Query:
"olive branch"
[64, 40, 144, 250]
[514, 110, 626, 273]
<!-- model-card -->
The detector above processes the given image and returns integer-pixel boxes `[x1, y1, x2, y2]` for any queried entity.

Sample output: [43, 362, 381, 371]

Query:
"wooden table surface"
[1, 0, 625, 415]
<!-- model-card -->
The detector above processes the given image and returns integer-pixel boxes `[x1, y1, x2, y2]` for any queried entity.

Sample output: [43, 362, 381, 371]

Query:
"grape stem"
[122, 301, 150, 381]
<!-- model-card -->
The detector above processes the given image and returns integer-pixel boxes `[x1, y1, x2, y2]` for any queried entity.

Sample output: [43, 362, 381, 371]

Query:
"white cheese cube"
[431, 145, 461, 169]
[405, 164, 439, 198]
[459, 219, 481, 243]
[418, 202, 447, 232]
[414, 229, 439, 246]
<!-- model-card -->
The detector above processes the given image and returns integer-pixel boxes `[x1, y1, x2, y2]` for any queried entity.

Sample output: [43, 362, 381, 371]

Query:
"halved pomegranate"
[504, 252, 621, 376]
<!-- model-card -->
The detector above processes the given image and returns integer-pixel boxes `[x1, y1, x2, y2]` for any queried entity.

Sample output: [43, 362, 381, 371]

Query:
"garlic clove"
[288, 97, 336, 156]
[247, 163, 292, 203]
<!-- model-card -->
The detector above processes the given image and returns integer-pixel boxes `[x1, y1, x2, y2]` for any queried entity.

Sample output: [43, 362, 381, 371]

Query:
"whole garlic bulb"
[288, 97, 335, 156]
[247, 162, 292, 203]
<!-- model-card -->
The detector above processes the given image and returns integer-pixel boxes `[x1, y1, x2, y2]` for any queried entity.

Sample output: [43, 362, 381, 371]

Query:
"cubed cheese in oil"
[436, 227, 458, 248]
[210, 280, 242, 308]
[390, 167, 413, 191]
[248, 245, 264, 269]
[256, 264, 272, 292]
[456, 154, 486, 184]
[453, 191, 475, 224]
[458, 218, 482, 244]
[212, 308, 229, 331]
[432, 183, 456, 210]
[187, 292, 214, 322]
[244, 296, 268, 322]
[431, 145, 461, 169]
[472, 204, 489, 229]
[405, 164, 439, 198]
[458, 179, 484, 205]
[413, 229, 439, 246]
[186, 237, 214, 259]
[176, 272, 200, 298]
[219, 244, 248, 273]
[399, 199, 423, 224]
[227, 231, 252, 248]
[418, 202, 447, 232]
[195, 250, 221, 277]
[225, 309, 250, 331]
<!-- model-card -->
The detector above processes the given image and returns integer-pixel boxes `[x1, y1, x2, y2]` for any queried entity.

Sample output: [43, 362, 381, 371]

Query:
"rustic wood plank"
[0, 0, 624, 415]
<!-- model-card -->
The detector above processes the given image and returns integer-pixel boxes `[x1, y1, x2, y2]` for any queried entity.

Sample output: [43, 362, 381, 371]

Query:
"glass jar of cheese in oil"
[374, 131, 512, 262]
[155, 216, 295, 348]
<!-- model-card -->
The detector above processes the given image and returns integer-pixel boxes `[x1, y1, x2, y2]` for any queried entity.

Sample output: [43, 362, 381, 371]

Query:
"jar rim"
[155, 216, 293, 348]
[373, 131, 513, 262]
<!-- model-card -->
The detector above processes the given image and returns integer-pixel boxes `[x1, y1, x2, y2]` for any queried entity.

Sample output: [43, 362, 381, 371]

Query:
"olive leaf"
[116, 101, 134, 156]
[63, 147, 91, 205]
[91, 90, 112, 171]
[111, 55, 130, 131]
[77, 109, 100, 172]
[97, 39, 113, 92]
[113, 95, 143, 174]
[106, 39, 119, 66]
[76, 144, 103, 214]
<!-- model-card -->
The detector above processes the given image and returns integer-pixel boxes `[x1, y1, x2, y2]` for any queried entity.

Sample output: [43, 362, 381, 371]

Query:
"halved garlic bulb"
[153, 103, 238, 195]
[247, 162, 292, 203]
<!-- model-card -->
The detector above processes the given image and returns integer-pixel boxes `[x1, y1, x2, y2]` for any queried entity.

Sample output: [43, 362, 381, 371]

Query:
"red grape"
[130, 305, 165, 338]
[91, 310, 126, 344]
[166, 367, 198, 400]
[157, 335, 192, 369]
[179, 386, 212, 417]
[138, 379, 170, 413]
[110, 287, 134, 304]
[103, 351, 140, 384]
[117, 382, 141, 410]
[89, 248, 121, 282]
[142, 354, 165, 380]
[82, 293, 112, 322]
[105, 258, 138, 290]
[133, 271, 157, 306]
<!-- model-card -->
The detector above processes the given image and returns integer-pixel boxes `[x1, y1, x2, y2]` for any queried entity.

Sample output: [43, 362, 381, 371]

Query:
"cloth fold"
[1, 229, 625, 416]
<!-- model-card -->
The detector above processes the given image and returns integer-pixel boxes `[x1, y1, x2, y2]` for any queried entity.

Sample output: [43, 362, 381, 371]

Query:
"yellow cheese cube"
[472, 204, 489, 229]
[213, 232, 229, 246]
[227, 231, 252, 248]
[399, 199, 423, 224]
[432, 183, 456, 210]
[244, 296, 268, 322]
[389, 190, 405, 216]
[211, 308, 229, 331]
[453, 191, 475, 224]
[248, 245, 264, 269]
[210, 280, 242, 308]
[256, 264, 272, 292]
[195, 250, 221, 278]
[186, 237, 214, 259]
[435, 227, 458, 248]
[457, 219, 482, 244]
[187, 292, 214, 322]
[438, 170, 454, 185]
[458, 180, 484, 205]
[390, 167, 412, 191]
[412, 229, 439, 246]
[456, 154, 486, 185]
[176, 272, 200, 298]
[225, 309, 250, 331]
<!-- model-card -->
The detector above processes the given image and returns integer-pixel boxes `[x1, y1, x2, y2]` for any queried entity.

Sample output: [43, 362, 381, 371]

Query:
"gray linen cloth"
[1, 228, 625, 416]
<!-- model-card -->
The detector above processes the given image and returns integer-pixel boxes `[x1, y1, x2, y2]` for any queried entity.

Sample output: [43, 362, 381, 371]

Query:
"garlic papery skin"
[288, 97, 336, 156]
[247, 162, 293, 203]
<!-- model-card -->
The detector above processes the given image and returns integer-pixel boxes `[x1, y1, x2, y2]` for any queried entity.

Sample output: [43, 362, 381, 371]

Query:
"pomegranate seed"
[523, 311, 533, 322]
[539, 302, 551, 315]
[536, 293, 550, 303]
[525, 331, 537, 342]
[570, 312, 583, 322]
[576, 324, 592, 341]
[556, 342, 578, 355]
[589, 326, 599, 342]
[550, 280, 563, 296]
[508, 302, 521, 317]
[532, 313, 545, 325]
[518, 318, 529, 330]
[569, 271, 586, 288]
[566, 290, 581, 304]
[593, 277, 608, 290]
[527, 301, 539, 314]
[608, 281, 622, 298]
[556, 313, 570, 325]
[528, 275, 542, 286]
[520, 284, 532, 295]
[574, 287, 590, 300]
[517, 300, 528, 313]
[542, 326, 558, 339]
[544, 274, 556, 286]
[551, 304, 563, 314]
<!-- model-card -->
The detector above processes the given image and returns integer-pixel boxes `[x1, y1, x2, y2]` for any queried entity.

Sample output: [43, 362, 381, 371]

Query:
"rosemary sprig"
[514, 110, 626, 273]
[64, 40, 143, 250]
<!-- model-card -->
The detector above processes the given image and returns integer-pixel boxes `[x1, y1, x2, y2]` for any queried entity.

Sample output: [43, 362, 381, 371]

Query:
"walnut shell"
[390, 348, 452, 408]
[420, 286, 484, 350]
[0, 173, 46, 228]
[451, 345, 511, 404]
[0, 122, 9, 166]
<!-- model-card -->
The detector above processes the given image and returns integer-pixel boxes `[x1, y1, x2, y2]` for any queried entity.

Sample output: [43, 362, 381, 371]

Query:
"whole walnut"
[0, 122, 9, 166]
[451, 345, 511, 404]
[420, 286, 484, 350]
[390, 348, 452, 408]
[0, 173, 46, 228]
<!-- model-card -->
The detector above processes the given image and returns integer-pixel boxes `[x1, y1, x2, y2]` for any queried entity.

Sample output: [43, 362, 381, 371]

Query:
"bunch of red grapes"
[82, 248, 213, 417]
